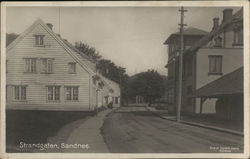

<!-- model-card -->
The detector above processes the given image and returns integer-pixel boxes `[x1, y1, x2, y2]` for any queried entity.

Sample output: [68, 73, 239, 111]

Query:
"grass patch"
[6, 110, 93, 152]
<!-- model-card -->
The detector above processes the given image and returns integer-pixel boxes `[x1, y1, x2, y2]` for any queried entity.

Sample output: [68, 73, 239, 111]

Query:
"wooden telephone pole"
[176, 7, 187, 122]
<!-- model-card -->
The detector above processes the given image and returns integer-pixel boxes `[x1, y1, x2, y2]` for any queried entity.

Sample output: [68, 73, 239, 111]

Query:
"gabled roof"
[195, 67, 243, 98]
[7, 18, 119, 90]
[186, 8, 243, 53]
[164, 27, 209, 44]
[7, 18, 96, 75]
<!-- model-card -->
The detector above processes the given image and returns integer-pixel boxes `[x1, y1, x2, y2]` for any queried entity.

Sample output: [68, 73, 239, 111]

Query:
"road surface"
[101, 105, 243, 153]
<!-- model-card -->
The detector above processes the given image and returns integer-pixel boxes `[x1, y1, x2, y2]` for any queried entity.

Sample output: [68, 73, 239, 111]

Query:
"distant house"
[164, 8, 243, 115]
[100, 75, 121, 107]
[6, 18, 120, 111]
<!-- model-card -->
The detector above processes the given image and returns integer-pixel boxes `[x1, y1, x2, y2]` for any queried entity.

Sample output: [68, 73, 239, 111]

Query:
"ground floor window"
[65, 86, 79, 101]
[47, 86, 60, 101]
[115, 97, 119, 104]
[14, 85, 27, 100]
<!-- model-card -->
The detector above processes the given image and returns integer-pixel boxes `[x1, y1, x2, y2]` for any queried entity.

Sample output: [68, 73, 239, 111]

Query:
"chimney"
[222, 9, 233, 22]
[212, 17, 219, 30]
[46, 23, 53, 30]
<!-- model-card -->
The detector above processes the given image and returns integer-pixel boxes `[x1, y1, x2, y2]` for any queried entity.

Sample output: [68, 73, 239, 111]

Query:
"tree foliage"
[128, 70, 165, 104]
[75, 41, 102, 62]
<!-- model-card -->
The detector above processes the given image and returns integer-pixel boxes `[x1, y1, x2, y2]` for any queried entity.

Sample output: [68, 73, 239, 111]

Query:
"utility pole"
[176, 7, 187, 122]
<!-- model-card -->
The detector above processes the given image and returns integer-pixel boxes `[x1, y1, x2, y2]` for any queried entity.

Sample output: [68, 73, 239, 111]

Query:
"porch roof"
[194, 67, 243, 98]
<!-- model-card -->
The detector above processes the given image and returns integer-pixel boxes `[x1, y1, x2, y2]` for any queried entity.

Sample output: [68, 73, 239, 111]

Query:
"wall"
[6, 23, 92, 111]
[195, 48, 243, 113]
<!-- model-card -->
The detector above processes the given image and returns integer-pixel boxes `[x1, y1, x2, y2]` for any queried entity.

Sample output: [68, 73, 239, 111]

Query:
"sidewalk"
[62, 109, 112, 153]
[146, 106, 243, 136]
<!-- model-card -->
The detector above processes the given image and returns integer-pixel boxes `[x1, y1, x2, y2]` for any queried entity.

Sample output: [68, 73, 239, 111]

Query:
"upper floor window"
[65, 86, 79, 101]
[47, 86, 60, 101]
[25, 58, 36, 73]
[234, 29, 243, 45]
[34, 35, 45, 46]
[209, 55, 222, 75]
[41, 58, 53, 73]
[68, 62, 76, 74]
[214, 37, 222, 48]
[14, 85, 27, 101]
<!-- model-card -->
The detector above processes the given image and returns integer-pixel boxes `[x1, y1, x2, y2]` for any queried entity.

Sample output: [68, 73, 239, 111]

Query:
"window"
[34, 35, 45, 46]
[115, 97, 119, 104]
[68, 63, 76, 73]
[209, 55, 222, 75]
[234, 29, 243, 45]
[41, 58, 53, 73]
[14, 86, 27, 100]
[47, 86, 60, 101]
[214, 37, 222, 48]
[25, 58, 36, 73]
[65, 86, 79, 101]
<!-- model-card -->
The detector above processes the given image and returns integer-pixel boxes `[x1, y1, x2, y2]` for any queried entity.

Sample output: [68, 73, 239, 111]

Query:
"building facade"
[164, 27, 208, 113]
[6, 19, 120, 111]
[164, 8, 243, 115]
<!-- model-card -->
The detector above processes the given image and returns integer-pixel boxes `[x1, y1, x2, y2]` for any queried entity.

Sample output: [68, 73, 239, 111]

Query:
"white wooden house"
[100, 75, 121, 107]
[6, 18, 120, 111]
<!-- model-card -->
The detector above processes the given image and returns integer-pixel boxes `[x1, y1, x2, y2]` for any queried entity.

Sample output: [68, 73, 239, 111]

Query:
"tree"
[128, 70, 165, 105]
[75, 41, 102, 62]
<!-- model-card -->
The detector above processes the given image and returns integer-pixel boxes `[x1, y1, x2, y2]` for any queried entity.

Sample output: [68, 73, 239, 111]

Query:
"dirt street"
[101, 105, 243, 153]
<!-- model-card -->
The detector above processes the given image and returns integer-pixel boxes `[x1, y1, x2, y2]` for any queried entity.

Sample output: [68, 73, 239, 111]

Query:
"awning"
[194, 67, 243, 98]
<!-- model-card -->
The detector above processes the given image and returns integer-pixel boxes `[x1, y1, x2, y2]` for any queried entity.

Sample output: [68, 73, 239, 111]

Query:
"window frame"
[24, 58, 37, 73]
[64, 86, 79, 101]
[208, 55, 223, 75]
[214, 36, 222, 48]
[13, 85, 27, 101]
[41, 58, 54, 74]
[46, 86, 60, 102]
[34, 35, 45, 46]
[68, 62, 77, 74]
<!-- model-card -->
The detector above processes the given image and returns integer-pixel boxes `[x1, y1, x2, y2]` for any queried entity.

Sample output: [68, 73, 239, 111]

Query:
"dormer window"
[34, 35, 45, 46]
[214, 37, 222, 48]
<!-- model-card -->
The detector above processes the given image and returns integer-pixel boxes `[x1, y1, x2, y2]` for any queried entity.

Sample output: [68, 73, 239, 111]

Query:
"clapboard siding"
[6, 22, 93, 111]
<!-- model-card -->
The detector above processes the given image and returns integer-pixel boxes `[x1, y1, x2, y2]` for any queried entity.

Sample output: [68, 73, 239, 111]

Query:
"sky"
[6, 6, 240, 76]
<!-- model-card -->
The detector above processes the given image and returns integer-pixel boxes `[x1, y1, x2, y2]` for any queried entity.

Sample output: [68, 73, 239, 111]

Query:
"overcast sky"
[6, 7, 240, 76]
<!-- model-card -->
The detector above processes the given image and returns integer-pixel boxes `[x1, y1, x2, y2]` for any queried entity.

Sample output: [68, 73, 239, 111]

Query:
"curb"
[145, 106, 244, 137]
